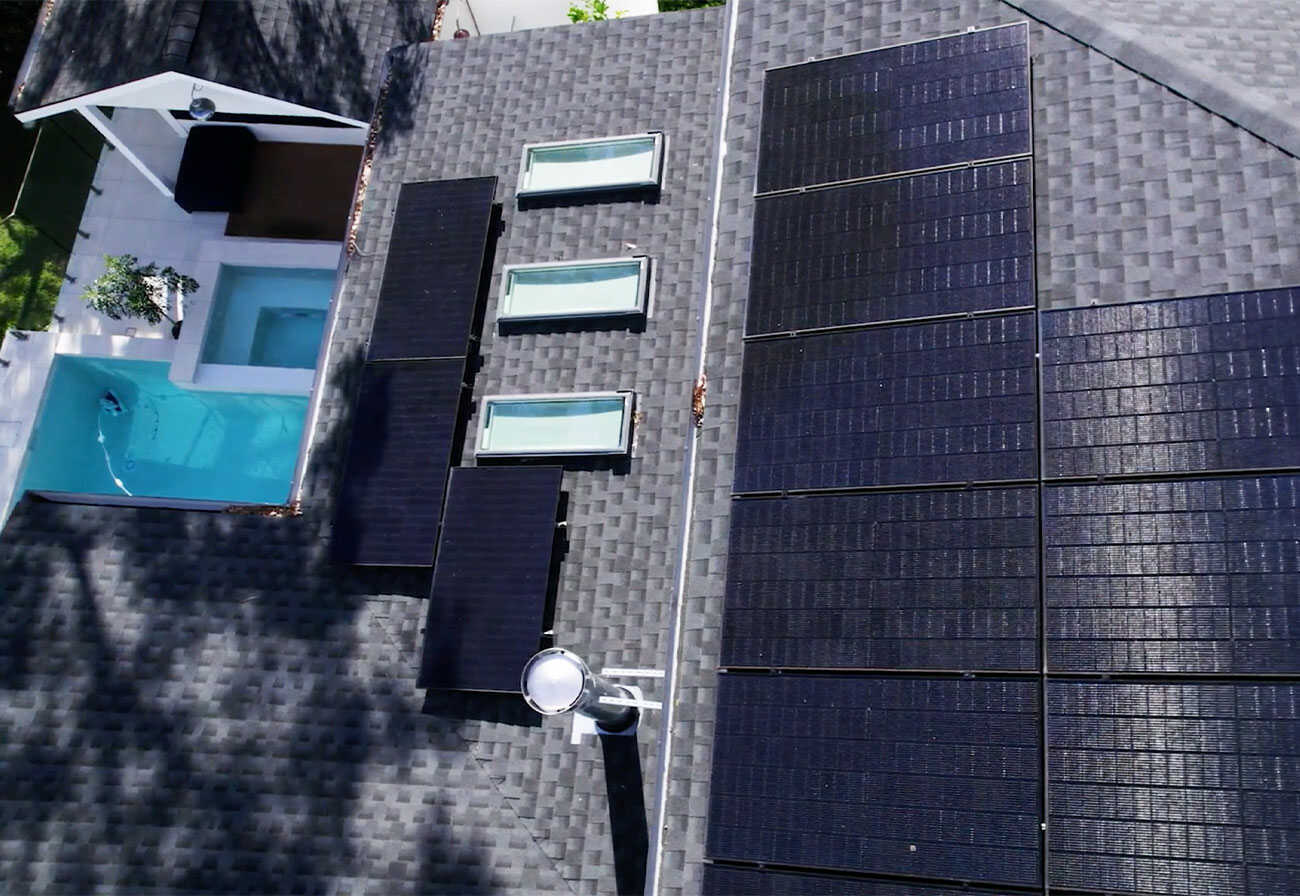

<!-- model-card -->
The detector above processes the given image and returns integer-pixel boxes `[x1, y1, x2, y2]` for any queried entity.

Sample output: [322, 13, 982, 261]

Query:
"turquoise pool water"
[18, 357, 308, 504]
[201, 265, 334, 368]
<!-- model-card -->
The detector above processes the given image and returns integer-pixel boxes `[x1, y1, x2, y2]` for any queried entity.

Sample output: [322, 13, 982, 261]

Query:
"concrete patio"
[0, 108, 346, 518]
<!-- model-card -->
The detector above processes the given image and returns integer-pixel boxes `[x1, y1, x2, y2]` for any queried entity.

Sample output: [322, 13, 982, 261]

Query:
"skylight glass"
[477, 393, 634, 456]
[517, 134, 664, 198]
[498, 257, 649, 323]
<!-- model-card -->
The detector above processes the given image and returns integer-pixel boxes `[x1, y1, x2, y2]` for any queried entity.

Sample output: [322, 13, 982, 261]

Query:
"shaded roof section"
[1004, 0, 1300, 158]
[10, 0, 429, 119]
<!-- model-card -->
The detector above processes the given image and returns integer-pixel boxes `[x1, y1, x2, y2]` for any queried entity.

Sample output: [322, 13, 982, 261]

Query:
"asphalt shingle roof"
[5, 1, 1300, 893]
[658, 2, 1300, 894]
[3, 7, 726, 893]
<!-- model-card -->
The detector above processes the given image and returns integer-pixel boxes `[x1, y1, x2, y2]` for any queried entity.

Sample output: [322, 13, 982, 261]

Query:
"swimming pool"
[201, 265, 334, 369]
[17, 356, 308, 505]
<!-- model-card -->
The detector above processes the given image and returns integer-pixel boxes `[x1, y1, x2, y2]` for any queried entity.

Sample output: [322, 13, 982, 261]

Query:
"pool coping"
[171, 238, 343, 395]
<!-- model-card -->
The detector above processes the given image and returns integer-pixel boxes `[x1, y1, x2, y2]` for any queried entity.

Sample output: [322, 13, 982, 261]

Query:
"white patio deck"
[0, 108, 344, 520]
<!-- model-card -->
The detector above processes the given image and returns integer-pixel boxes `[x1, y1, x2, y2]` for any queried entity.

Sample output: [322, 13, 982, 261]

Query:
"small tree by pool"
[83, 254, 198, 337]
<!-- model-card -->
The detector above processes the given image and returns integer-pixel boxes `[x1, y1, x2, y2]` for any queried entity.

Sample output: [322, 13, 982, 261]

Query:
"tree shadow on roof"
[0, 489, 504, 893]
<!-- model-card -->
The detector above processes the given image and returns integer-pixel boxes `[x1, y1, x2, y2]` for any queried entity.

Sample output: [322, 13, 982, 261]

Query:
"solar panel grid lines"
[706, 673, 1043, 886]
[757, 23, 1031, 193]
[746, 160, 1035, 335]
[1044, 475, 1300, 675]
[1047, 680, 1300, 896]
[418, 466, 563, 692]
[702, 863, 1035, 895]
[331, 358, 466, 566]
[733, 312, 1039, 492]
[366, 176, 498, 362]
[1042, 288, 1300, 478]
[721, 487, 1039, 671]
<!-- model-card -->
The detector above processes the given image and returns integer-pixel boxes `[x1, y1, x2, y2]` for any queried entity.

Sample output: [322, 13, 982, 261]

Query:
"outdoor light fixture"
[188, 96, 217, 121]
[521, 647, 637, 732]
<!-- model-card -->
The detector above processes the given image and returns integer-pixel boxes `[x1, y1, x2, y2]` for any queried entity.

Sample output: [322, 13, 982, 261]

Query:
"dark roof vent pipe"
[521, 648, 637, 732]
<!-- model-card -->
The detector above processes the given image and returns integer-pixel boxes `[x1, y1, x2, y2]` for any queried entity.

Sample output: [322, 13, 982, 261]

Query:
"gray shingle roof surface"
[1005, 0, 1300, 160]
[3, 7, 726, 894]
[12, 0, 428, 120]
[657, 1, 1300, 894]
[6, 1, 1300, 894]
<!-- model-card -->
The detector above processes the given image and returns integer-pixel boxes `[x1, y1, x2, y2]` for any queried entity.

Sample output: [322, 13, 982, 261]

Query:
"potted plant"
[82, 254, 199, 339]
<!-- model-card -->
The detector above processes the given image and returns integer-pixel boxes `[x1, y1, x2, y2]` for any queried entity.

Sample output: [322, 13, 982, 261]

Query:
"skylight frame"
[516, 133, 665, 199]
[496, 255, 651, 324]
[475, 391, 635, 458]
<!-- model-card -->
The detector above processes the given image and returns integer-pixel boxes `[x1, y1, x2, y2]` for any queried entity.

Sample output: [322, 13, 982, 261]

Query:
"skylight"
[476, 392, 634, 456]
[497, 257, 650, 323]
[516, 134, 664, 198]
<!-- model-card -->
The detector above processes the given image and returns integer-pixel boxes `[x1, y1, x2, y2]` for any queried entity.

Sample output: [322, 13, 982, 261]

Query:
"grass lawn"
[0, 216, 66, 341]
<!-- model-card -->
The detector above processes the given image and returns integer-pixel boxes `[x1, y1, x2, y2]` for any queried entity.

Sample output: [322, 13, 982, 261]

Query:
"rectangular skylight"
[476, 392, 634, 457]
[516, 134, 664, 198]
[498, 257, 650, 323]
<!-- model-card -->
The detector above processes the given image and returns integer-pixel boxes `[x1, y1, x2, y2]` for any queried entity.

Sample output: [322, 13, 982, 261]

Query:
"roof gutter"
[7, 0, 57, 112]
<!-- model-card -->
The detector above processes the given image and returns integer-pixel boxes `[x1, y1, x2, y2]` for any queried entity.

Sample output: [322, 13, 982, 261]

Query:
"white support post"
[77, 106, 175, 199]
[156, 107, 188, 138]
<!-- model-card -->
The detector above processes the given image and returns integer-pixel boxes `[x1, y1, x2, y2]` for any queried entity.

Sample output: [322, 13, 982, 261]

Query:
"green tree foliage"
[82, 254, 198, 326]
[658, 0, 724, 11]
[568, 0, 624, 21]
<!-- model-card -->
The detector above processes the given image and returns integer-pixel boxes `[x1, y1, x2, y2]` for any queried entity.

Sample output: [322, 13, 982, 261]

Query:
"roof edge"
[1003, 0, 1300, 160]
[8, 0, 56, 112]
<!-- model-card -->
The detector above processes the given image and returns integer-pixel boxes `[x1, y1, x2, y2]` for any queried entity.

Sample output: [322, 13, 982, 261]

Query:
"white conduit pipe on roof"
[644, 0, 741, 894]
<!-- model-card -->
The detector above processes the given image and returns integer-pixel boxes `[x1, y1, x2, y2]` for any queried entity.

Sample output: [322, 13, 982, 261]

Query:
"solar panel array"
[707, 22, 1300, 895]
[419, 466, 562, 692]
[330, 359, 465, 566]
[1045, 475, 1300, 674]
[708, 676, 1042, 886]
[747, 160, 1034, 335]
[721, 487, 1038, 670]
[1048, 681, 1300, 895]
[1043, 288, 1300, 477]
[333, 176, 498, 566]
[757, 23, 1031, 193]
[734, 314, 1038, 492]
[367, 178, 498, 361]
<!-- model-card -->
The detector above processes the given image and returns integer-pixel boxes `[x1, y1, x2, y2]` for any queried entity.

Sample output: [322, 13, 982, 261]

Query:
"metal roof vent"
[522, 648, 637, 732]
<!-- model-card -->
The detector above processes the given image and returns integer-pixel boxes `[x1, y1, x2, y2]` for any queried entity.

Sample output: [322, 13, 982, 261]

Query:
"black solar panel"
[331, 359, 464, 566]
[418, 466, 562, 691]
[707, 674, 1041, 886]
[1045, 476, 1300, 674]
[757, 23, 1030, 193]
[366, 177, 498, 361]
[747, 161, 1034, 335]
[1048, 681, 1300, 895]
[702, 865, 1021, 896]
[734, 313, 1037, 492]
[722, 488, 1038, 670]
[1042, 288, 1300, 477]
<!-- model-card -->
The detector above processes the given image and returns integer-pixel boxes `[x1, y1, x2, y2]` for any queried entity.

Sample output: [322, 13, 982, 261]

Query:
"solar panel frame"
[366, 176, 498, 362]
[702, 865, 1022, 896]
[757, 23, 1031, 193]
[747, 161, 1035, 335]
[707, 674, 1042, 886]
[1042, 288, 1300, 478]
[733, 313, 1039, 492]
[1048, 680, 1300, 896]
[331, 358, 465, 566]
[722, 487, 1040, 671]
[418, 466, 563, 692]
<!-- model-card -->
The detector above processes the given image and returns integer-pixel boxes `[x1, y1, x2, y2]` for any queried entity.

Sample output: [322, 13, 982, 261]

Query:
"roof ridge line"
[1000, 0, 1300, 160]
